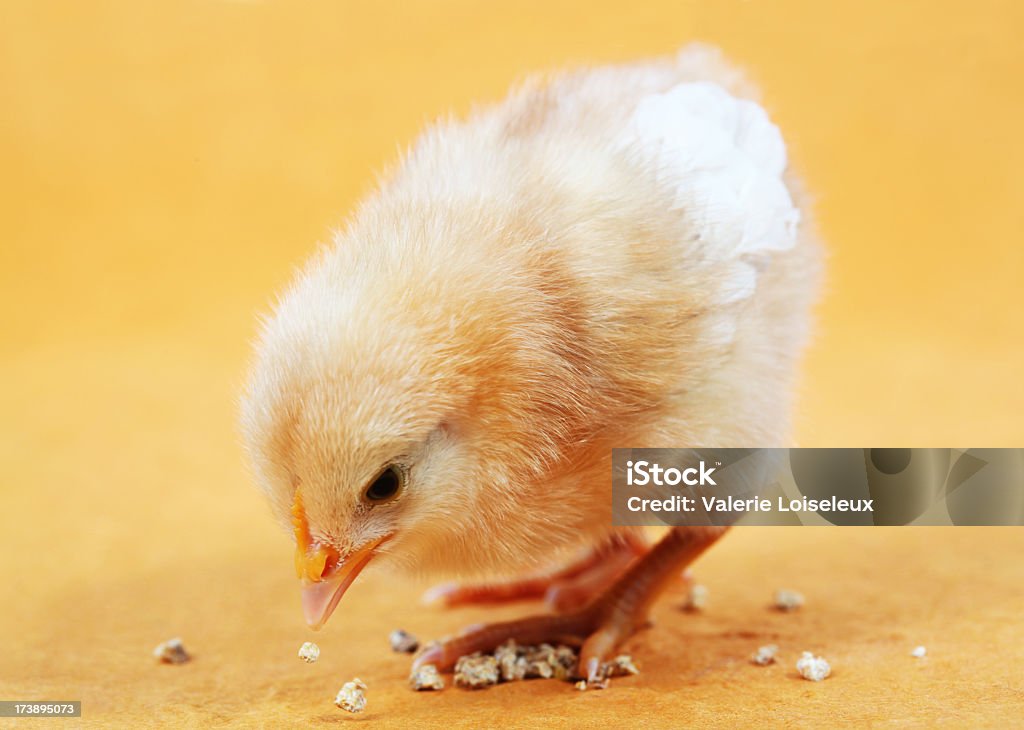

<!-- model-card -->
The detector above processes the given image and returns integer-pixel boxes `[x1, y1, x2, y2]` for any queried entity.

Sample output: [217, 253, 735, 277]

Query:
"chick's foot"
[422, 531, 649, 611]
[413, 526, 726, 683]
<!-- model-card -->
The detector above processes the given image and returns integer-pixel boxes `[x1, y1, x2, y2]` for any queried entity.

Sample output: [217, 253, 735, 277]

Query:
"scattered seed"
[526, 658, 555, 679]
[911, 645, 927, 658]
[583, 653, 641, 690]
[683, 584, 709, 611]
[604, 655, 640, 677]
[390, 629, 420, 654]
[417, 641, 638, 692]
[522, 643, 575, 681]
[751, 644, 778, 666]
[297, 641, 320, 663]
[153, 637, 190, 665]
[795, 651, 830, 681]
[409, 663, 445, 691]
[774, 589, 805, 611]
[334, 678, 367, 713]
[494, 640, 526, 681]
[453, 653, 500, 689]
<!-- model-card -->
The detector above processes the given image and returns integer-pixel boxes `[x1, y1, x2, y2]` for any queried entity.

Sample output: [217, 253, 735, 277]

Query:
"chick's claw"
[413, 527, 727, 682]
[412, 598, 647, 684]
[421, 578, 556, 608]
[421, 532, 649, 611]
[412, 610, 597, 675]
[543, 545, 643, 613]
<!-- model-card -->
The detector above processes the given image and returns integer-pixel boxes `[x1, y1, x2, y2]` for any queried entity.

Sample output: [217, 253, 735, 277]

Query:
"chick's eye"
[364, 465, 402, 503]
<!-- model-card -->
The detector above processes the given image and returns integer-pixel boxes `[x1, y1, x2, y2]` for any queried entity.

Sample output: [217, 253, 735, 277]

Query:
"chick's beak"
[297, 537, 385, 630]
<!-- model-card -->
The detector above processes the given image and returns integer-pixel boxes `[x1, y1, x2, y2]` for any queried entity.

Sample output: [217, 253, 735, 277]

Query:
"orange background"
[1, 1, 1022, 727]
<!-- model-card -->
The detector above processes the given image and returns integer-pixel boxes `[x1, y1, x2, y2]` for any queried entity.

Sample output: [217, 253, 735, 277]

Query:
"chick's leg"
[422, 531, 648, 610]
[413, 526, 726, 683]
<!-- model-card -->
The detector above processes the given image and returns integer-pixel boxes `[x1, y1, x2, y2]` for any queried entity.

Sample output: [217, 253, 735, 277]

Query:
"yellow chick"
[240, 44, 821, 683]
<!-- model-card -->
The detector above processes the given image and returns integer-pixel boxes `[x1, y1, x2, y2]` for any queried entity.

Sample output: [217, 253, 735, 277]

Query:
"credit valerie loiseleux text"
[624, 459, 874, 514]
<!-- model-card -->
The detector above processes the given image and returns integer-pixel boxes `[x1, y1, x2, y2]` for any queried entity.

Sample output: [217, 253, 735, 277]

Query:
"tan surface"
[2, 1, 1023, 728]
[6, 526, 1024, 728]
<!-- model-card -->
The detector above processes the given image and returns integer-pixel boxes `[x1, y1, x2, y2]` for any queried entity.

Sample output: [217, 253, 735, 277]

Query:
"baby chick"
[241, 44, 821, 683]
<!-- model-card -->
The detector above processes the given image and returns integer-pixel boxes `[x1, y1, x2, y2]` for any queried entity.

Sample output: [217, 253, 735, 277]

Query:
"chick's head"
[240, 245, 483, 629]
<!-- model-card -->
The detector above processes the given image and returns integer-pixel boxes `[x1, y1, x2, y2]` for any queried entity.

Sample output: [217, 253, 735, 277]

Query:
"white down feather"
[617, 81, 801, 344]
[619, 81, 800, 261]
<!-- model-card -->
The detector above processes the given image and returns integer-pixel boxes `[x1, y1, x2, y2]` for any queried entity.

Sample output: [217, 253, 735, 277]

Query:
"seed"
[389, 629, 420, 653]
[297, 641, 320, 663]
[409, 663, 445, 691]
[773, 589, 805, 611]
[453, 653, 500, 689]
[795, 651, 830, 681]
[683, 584, 709, 611]
[334, 678, 367, 713]
[153, 637, 190, 665]
[751, 644, 778, 666]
